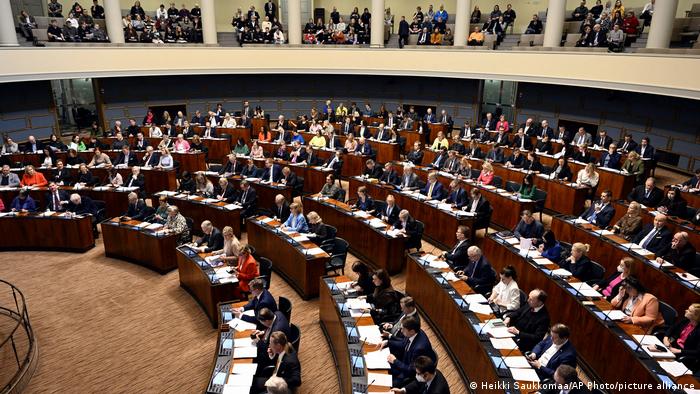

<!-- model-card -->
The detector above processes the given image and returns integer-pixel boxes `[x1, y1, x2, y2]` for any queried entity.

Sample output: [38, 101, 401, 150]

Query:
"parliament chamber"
[2, 1, 700, 392]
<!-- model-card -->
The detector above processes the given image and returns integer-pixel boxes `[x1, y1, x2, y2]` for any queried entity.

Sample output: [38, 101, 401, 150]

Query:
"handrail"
[0, 279, 38, 394]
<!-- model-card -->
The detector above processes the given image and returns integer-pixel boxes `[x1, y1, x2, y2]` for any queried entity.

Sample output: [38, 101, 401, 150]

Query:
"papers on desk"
[518, 198, 533, 202]
[442, 272, 459, 282]
[437, 203, 453, 211]
[551, 268, 573, 278]
[304, 247, 325, 255]
[358, 325, 383, 344]
[204, 198, 220, 204]
[487, 326, 516, 339]
[233, 345, 258, 359]
[157, 191, 177, 196]
[490, 337, 517, 350]
[224, 204, 241, 211]
[367, 372, 393, 388]
[116, 186, 139, 192]
[242, 309, 255, 317]
[455, 210, 476, 217]
[244, 177, 260, 182]
[365, 348, 391, 369]
[368, 218, 387, 228]
[353, 210, 370, 218]
[386, 229, 402, 238]
[503, 237, 519, 245]
[630, 246, 654, 256]
[676, 272, 700, 284]
[92, 186, 111, 191]
[234, 337, 254, 348]
[572, 218, 588, 224]
[292, 234, 309, 242]
[503, 356, 531, 368]
[136, 222, 151, 228]
[214, 268, 239, 284]
[633, 335, 676, 359]
[259, 217, 274, 224]
[203, 171, 219, 176]
[463, 293, 488, 304]
[469, 302, 493, 315]
[413, 193, 428, 201]
[223, 377, 254, 393]
[649, 258, 673, 268]
[418, 254, 437, 263]
[346, 298, 372, 310]
[226, 318, 257, 332]
[429, 260, 450, 269]
[602, 309, 627, 321]
[510, 367, 540, 382]
[231, 363, 258, 375]
[569, 282, 602, 297]
[532, 258, 552, 266]
[658, 361, 692, 377]
[593, 229, 614, 236]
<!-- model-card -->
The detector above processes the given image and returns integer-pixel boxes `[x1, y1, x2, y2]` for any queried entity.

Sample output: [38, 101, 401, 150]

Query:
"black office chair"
[142, 206, 155, 220]
[589, 261, 606, 282]
[184, 216, 194, 242]
[505, 180, 520, 193]
[289, 323, 301, 352]
[256, 208, 274, 217]
[208, 163, 222, 173]
[294, 176, 304, 197]
[533, 189, 547, 220]
[257, 256, 273, 289]
[518, 289, 528, 308]
[324, 237, 349, 275]
[278, 296, 292, 322]
[653, 300, 678, 339]
[248, 244, 257, 258]
[492, 176, 503, 188]
[471, 168, 481, 179]
[337, 189, 346, 202]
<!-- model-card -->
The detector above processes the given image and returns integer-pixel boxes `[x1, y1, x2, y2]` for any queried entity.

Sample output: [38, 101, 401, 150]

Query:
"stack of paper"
[418, 254, 437, 264]
[657, 361, 691, 377]
[292, 235, 309, 242]
[368, 218, 386, 228]
[304, 247, 326, 255]
[386, 229, 402, 237]
[233, 346, 258, 359]
[649, 258, 673, 268]
[260, 217, 274, 223]
[469, 302, 493, 315]
[569, 282, 602, 298]
[234, 337, 254, 348]
[136, 222, 151, 228]
[146, 223, 163, 230]
[354, 210, 370, 218]
[223, 204, 240, 210]
[602, 309, 627, 321]
[463, 293, 488, 304]
[367, 372, 393, 388]
[364, 348, 391, 369]
[429, 260, 450, 269]
[358, 325, 383, 344]
[633, 335, 676, 358]
[551, 268, 572, 277]
[437, 203, 453, 211]
[346, 298, 372, 310]
[442, 272, 459, 282]
[225, 318, 257, 332]
[503, 356, 531, 368]
[572, 218, 588, 224]
[676, 272, 700, 284]
[532, 258, 552, 266]
[489, 337, 517, 350]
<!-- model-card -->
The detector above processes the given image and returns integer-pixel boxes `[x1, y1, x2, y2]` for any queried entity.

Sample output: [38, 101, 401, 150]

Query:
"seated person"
[661, 303, 700, 372]
[516, 174, 536, 200]
[594, 257, 636, 301]
[611, 201, 643, 240]
[444, 179, 468, 208]
[253, 332, 301, 392]
[527, 324, 577, 380]
[209, 226, 242, 266]
[271, 194, 291, 222]
[193, 220, 224, 253]
[657, 232, 696, 272]
[681, 168, 700, 193]
[393, 210, 422, 251]
[20, 165, 48, 187]
[363, 159, 384, 179]
[477, 162, 495, 185]
[627, 177, 663, 208]
[378, 316, 435, 388]
[610, 276, 664, 332]
[513, 209, 544, 240]
[381, 296, 420, 340]
[236, 180, 258, 218]
[163, 206, 190, 245]
[364, 269, 403, 324]
[504, 289, 550, 352]
[455, 246, 497, 295]
[350, 261, 375, 296]
[233, 278, 277, 324]
[11, 190, 36, 212]
[657, 187, 687, 218]
[539, 365, 591, 394]
[558, 242, 594, 281]
[504, 149, 525, 168]
[230, 245, 259, 293]
[306, 211, 334, 243]
[354, 186, 374, 211]
[537, 230, 563, 262]
[598, 143, 621, 169]
[45, 182, 69, 212]
[319, 174, 342, 200]
[549, 157, 572, 181]
[579, 190, 615, 228]
[632, 213, 672, 256]
[488, 265, 520, 313]
[252, 308, 290, 362]
[468, 26, 484, 45]
[621, 151, 645, 184]
[390, 356, 449, 394]
[215, 178, 237, 203]
[281, 202, 308, 233]
[122, 192, 148, 221]
[422, 172, 445, 200]
[380, 195, 401, 225]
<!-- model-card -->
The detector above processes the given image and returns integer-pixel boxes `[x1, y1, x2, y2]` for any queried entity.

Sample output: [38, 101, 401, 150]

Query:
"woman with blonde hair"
[662, 303, 700, 367]
[559, 242, 594, 281]
[195, 172, 214, 196]
[577, 162, 600, 188]
[621, 151, 645, 184]
[477, 162, 494, 185]
[211, 226, 241, 265]
[612, 201, 643, 240]
[157, 146, 173, 169]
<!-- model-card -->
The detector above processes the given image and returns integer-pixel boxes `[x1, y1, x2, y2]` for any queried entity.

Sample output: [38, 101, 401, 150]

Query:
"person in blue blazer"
[422, 172, 445, 200]
[233, 279, 278, 324]
[381, 316, 436, 388]
[456, 246, 497, 294]
[579, 190, 616, 228]
[445, 179, 468, 208]
[282, 202, 308, 233]
[528, 323, 577, 380]
[354, 186, 374, 211]
[598, 144, 622, 170]
[261, 158, 282, 183]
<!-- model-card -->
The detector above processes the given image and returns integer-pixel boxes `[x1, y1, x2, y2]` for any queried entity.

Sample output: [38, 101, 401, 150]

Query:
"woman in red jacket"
[232, 244, 259, 293]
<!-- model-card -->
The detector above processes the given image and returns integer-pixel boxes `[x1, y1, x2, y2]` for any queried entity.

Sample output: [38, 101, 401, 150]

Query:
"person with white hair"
[122, 192, 148, 221]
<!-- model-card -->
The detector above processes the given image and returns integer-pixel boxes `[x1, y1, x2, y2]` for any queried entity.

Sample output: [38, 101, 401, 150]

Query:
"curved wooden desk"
[176, 245, 241, 328]
[158, 191, 242, 238]
[482, 235, 700, 393]
[0, 212, 94, 252]
[246, 216, 329, 299]
[303, 195, 406, 275]
[203, 173, 293, 213]
[101, 217, 179, 274]
[0, 185, 131, 218]
[611, 200, 700, 248]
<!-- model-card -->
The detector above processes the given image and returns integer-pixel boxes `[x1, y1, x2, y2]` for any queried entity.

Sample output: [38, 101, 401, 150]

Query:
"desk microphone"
[351, 336, 368, 369]
[363, 379, 376, 394]
[476, 319, 490, 341]
[634, 331, 651, 359]
[495, 345, 518, 378]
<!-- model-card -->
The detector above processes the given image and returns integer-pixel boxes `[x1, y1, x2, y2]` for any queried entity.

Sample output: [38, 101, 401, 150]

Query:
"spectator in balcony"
[591, 0, 604, 17]
[525, 14, 543, 34]
[576, 26, 592, 46]
[130, 0, 145, 19]
[609, 24, 625, 51]
[430, 17, 446, 44]
[91, 0, 105, 20]
[156, 3, 167, 20]
[417, 26, 430, 45]
[435, 4, 448, 23]
[361, 8, 372, 25]
[179, 3, 189, 20]
[125, 24, 139, 42]
[397, 16, 409, 48]
[443, 27, 454, 45]
[611, 10, 624, 27]
[48, 0, 64, 17]
[597, 11, 612, 32]
[132, 14, 145, 31]
[77, 20, 93, 40]
[612, 0, 625, 17]
[167, 2, 178, 20]
[190, 3, 200, 18]
[503, 4, 516, 27]
[66, 13, 79, 28]
[572, 1, 589, 21]
[70, 2, 85, 16]
[409, 17, 421, 34]
[622, 11, 639, 37]
[490, 4, 502, 21]
[640, 0, 654, 30]
[587, 24, 608, 47]
[17, 11, 37, 42]
[470, 5, 481, 23]
[48, 19, 66, 41]
[467, 26, 484, 46]
[580, 12, 595, 33]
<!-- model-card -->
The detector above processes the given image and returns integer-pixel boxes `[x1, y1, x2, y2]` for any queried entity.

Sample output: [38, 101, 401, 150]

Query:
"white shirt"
[491, 280, 520, 311]
[469, 197, 480, 212]
[539, 339, 567, 367]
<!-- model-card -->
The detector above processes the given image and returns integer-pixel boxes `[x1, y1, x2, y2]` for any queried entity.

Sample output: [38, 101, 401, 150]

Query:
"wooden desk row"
[347, 176, 476, 249]
[303, 195, 406, 275]
[550, 215, 700, 315]
[203, 172, 292, 213]
[0, 185, 131, 218]
[227, 155, 332, 195]
[246, 216, 329, 299]
[176, 245, 241, 328]
[10, 164, 177, 193]
[319, 276, 393, 394]
[101, 217, 179, 274]
[156, 191, 242, 238]
[293, 130, 401, 164]
[99, 135, 230, 164]
[0, 212, 94, 252]
[255, 141, 368, 178]
[611, 200, 700, 248]
[482, 235, 699, 393]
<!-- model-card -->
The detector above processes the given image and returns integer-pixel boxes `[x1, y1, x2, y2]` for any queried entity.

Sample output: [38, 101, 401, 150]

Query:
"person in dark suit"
[381, 195, 402, 226]
[465, 141, 483, 159]
[463, 189, 491, 229]
[444, 180, 468, 208]
[491, 128, 509, 147]
[406, 142, 424, 166]
[51, 160, 72, 185]
[194, 220, 224, 253]
[504, 289, 550, 352]
[381, 316, 435, 388]
[618, 134, 638, 153]
[22, 135, 43, 153]
[133, 133, 150, 150]
[579, 190, 616, 228]
[511, 129, 532, 151]
[200, 121, 218, 138]
[633, 214, 673, 256]
[391, 355, 450, 394]
[482, 113, 496, 131]
[261, 158, 282, 183]
[484, 146, 504, 163]
[550, 157, 573, 181]
[594, 130, 613, 149]
[635, 136, 655, 160]
[354, 186, 374, 211]
[538, 120, 554, 140]
[514, 210, 544, 240]
[381, 296, 420, 340]
[559, 243, 594, 281]
[598, 143, 622, 169]
[681, 168, 700, 192]
[523, 152, 544, 173]
[234, 279, 277, 324]
[67, 193, 97, 216]
[455, 246, 496, 294]
[427, 148, 448, 169]
[141, 146, 161, 167]
[237, 180, 258, 218]
[657, 188, 688, 218]
[534, 135, 553, 155]
[363, 159, 384, 179]
[399, 165, 420, 191]
[627, 177, 663, 207]
[271, 194, 291, 222]
[253, 307, 290, 362]
[442, 225, 470, 269]
[273, 143, 290, 161]
[572, 144, 593, 163]
[398, 16, 410, 48]
[112, 145, 137, 167]
[45, 182, 69, 211]
[442, 150, 461, 173]
[527, 324, 577, 380]
[219, 154, 242, 175]
[661, 303, 700, 372]
[121, 192, 148, 221]
[216, 178, 238, 203]
[190, 110, 205, 125]
[124, 167, 145, 190]
[356, 137, 374, 157]
[658, 232, 696, 272]
[422, 172, 445, 200]
[380, 162, 400, 186]
[279, 167, 298, 191]
[504, 149, 525, 169]
[555, 126, 572, 145]
[240, 159, 259, 178]
[539, 364, 592, 394]
[374, 125, 391, 142]
[519, 118, 538, 137]
[254, 331, 301, 392]
[394, 210, 422, 250]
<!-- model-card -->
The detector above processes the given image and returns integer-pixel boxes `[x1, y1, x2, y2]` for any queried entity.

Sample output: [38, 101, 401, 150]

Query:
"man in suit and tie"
[482, 113, 495, 131]
[380, 316, 435, 388]
[428, 148, 448, 169]
[356, 137, 373, 157]
[141, 146, 160, 167]
[219, 154, 241, 176]
[253, 307, 290, 362]
[580, 190, 616, 228]
[406, 142, 424, 166]
[380, 162, 400, 185]
[122, 192, 148, 221]
[627, 177, 663, 207]
[443, 151, 461, 173]
[555, 126, 572, 145]
[539, 365, 592, 394]
[598, 143, 621, 169]
[455, 246, 497, 294]
[22, 135, 43, 153]
[279, 167, 298, 191]
[237, 180, 258, 218]
[193, 220, 224, 253]
[417, 26, 430, 44]
[0, 165, 21, 187]
[133, 132, 150, 150]
[528, 324, 577, 380]
[423, 108, 436, 124]
[374, 125, 390, 141]
[520, 118, 537, 137]
[386, 113, 398, 130]
[442, 225, 470, 268]
[485, 146, 504, 164]
[491, 127, 509, 147]
[511, 128, 532, 151]
[262, 158, 282, 183]
[271, 194, 291, 222]
[448, 135, 466, 155]
[422, 172, 445, 200]
[45, 182, 69, 211]
[381, 296, 420, 340]
[216, 177, 238, 203]
[341, 117, 354, 136]
[438, 109, 452, 129]
[114, 145, 137, 167]
[242, 100, 251, 118]
[572, 144, 593, 163]
[463, 189, 491, 229]
[233, 279, 277, 324]
[381, 195, 401, 225]
[256, 332, 301, 391]
[399, 164, 420, 191]
[393, 356, 450, 394]
[363, 159, 384, 179]
[504, 289, 550, 352]
[190, 110, 205, 125]
[633, 213, 673, 256]
[399, 117, 414, 132]
[514, 210, 545, 240]
[538, 120, 554, 140]
[201, 121, 217, 138]
[594, 130, 613, 149]
[52, 160, 71, 185]
[571, 127, 591, 147]
[635, 136, 655, 160]
[618, 134, 638, 153]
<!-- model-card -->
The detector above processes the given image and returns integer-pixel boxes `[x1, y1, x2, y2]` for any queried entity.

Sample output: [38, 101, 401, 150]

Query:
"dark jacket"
[531, 337, 577, 379]
[579, 202, 616, 228]
[195, 227, 224, 253]
[627, 185, 664, 208]
[124, 199, 149, 221]
[241, 289, 278, 324]
[506, 304, 550, 352]
[632, 224, 673, 256]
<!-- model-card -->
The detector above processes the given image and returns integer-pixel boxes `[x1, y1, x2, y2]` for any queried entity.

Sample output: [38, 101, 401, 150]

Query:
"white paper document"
[367, 372, 393, 387]
[463, 293, 488, 304]
[231, 363, 258, 375]
[364, 348, 391, 369]
[357, 325, 383, 344]
[602, 310, 627, 321]
[503, 356, 531, 369]
[569, 282, 602, 298]
[510, 367, 540, 382]
[226, 318, 257, 332]
[657, 361, 691, 377]
[490, 337, 517, 350]
[532, 258, 552, 266]
[233, 346, 258, 359]
[469, 302, 493, 315]
[551, 268, 573, 277]
[488, 326, 516, 338]
[234, 337, 254, 348]
[346, 298, 372, 310]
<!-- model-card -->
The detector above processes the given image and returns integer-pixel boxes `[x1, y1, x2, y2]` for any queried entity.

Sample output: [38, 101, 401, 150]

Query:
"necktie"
[405, 338, 412, 354]
[53, 193, 60, 210]
[428, 182, 434, 198]
[1, 176, 8, 186]
[641, 228, 657, 249]
[269, 167, 274, 182]
[623, 142, 628, 151]
[242, 190, 247, 202]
